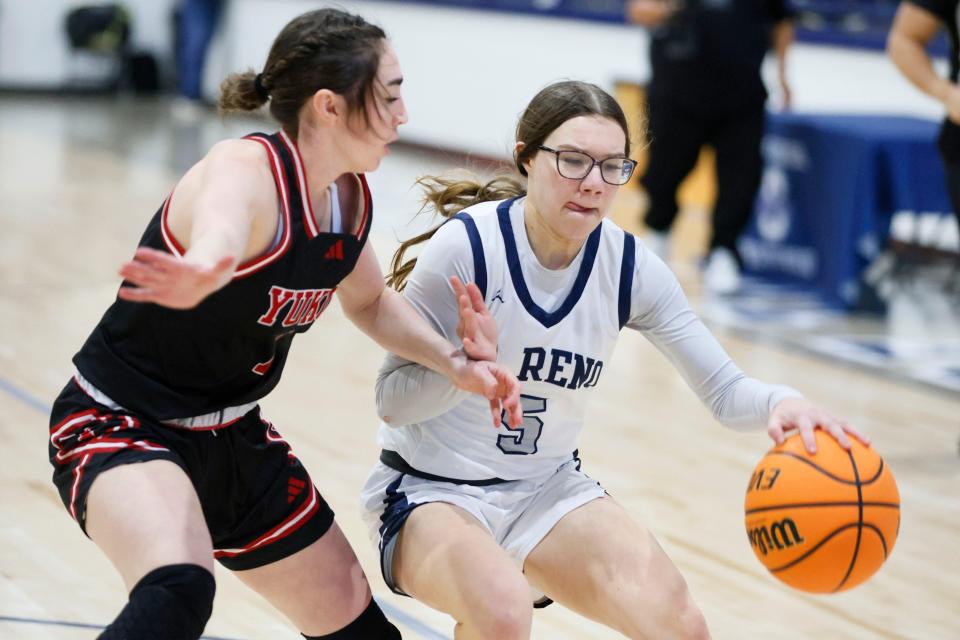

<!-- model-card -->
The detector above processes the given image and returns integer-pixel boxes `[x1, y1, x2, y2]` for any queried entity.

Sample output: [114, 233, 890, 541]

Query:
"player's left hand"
[451, 275, 498, 361]
[768, 397, 870, 454]
[450, 357, 523, 428]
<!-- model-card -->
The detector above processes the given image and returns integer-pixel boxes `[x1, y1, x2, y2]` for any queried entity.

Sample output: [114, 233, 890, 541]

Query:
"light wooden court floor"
[0, 95, 958, 639]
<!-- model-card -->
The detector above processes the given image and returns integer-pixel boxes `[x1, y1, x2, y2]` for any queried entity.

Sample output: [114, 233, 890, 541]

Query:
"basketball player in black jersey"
[47, 9, 521, 640]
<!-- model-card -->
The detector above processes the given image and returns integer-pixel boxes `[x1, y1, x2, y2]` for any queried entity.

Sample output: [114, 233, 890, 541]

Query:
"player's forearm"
[346, 286, 462, 380]
[375, 353, 467, 425]
[182, 222, 244, 272]
[888, 30, 951, 102]
[772, 20, 794, 80]
[707, 370, 803, 431]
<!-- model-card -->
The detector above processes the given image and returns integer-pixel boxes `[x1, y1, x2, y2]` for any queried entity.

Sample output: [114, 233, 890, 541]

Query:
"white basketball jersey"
[378, 197, 636, 481]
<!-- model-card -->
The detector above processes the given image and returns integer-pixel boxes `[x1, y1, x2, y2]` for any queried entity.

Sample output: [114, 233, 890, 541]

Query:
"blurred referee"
[627, 0, 795, 294]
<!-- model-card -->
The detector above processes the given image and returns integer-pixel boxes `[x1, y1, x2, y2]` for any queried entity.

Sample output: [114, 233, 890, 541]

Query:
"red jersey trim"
[278, 129, 320, 238]
[159, 137, 293, 279]
[277, 129, 371, 240]
[159, 194, 186, 255]
[356, 173, 372, 239]
[234, 135, 294, 278]
[213, 414, 316, 558]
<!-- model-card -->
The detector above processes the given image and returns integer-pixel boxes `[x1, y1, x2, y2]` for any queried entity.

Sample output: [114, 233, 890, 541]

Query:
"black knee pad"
[99, 563, 216, 640]
[302, 598, 401, 639]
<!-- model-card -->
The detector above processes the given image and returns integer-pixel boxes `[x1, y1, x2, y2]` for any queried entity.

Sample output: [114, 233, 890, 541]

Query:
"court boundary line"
[0, 614, 240, 639]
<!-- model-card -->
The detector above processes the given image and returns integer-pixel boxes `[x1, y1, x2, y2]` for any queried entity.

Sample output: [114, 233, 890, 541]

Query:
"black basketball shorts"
[48, 378, 334, 571]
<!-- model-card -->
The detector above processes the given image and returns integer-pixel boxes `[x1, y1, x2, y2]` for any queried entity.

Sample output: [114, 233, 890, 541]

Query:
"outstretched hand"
[451, 275, 498, 361]
[768, 397, 870, 454]
[118, 247, 234, 309]
[451, 358, 523, 429]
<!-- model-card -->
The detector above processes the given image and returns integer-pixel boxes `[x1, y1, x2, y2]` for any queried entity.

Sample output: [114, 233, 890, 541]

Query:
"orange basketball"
[743, 430, 900, 593]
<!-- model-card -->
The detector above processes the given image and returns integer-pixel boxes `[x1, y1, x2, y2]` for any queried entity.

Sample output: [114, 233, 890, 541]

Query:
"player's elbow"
[885, 31, 900, 60]
[885, 30, 912, 66]
[374, 372, 402, 426]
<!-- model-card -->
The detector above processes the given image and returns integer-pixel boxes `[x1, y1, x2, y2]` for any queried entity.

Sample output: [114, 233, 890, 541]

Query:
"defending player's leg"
[392, 502, 533, 640]
[85, 459, 216, 640]
[231, 521, 400, 639]
[524, 496, 710, 640]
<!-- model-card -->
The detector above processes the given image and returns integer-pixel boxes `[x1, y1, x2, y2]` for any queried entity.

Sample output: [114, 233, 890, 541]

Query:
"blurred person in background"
[888, 0, 960, 239]
[627, 0, 795, 294]
[173, 0, 223, 115]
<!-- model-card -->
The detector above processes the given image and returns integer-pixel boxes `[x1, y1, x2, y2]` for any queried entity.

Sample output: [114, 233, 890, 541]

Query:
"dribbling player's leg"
[85, 459, 216, 639]
[524, 497, 710, 640]
[232, 521, 399, 639]
[393, 503, 533, 640]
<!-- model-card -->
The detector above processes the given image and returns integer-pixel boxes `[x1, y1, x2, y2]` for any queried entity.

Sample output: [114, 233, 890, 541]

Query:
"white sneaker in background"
[643, 230, 671, 262]
[702, 247, 742, 295]
[170, 96, 207, 125]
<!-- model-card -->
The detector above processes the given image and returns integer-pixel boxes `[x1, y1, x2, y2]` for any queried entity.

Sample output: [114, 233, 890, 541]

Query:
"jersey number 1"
[497, 394, 546, 455]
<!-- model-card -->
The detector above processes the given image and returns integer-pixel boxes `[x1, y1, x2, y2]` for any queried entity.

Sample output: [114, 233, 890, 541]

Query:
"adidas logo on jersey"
[324, 239, 344, 260]
[287, 476, 306, 503]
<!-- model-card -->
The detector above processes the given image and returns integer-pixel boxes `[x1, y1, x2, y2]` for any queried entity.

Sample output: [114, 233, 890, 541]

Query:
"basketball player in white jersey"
[360, 81, 868, 639]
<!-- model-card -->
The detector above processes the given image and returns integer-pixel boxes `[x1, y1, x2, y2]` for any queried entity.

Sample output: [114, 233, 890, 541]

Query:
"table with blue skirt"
[739, 113, 952, 309]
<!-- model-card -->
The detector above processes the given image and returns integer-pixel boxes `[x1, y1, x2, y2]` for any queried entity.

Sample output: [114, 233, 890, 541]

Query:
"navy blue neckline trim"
[496, 197, 601, 329]
[450, 213, 486, 299]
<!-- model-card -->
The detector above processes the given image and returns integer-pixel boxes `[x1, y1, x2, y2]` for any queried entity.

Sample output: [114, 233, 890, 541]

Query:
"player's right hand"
[117, 247, 235, 309]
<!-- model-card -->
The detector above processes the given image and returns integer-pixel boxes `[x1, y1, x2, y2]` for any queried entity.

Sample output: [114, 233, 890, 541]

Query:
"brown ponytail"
[218, 69, 268, 113]
[387, 174, 524, 291]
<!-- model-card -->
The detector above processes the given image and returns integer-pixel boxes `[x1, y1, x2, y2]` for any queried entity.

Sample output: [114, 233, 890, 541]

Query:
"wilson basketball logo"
[747, 517, 804, 556]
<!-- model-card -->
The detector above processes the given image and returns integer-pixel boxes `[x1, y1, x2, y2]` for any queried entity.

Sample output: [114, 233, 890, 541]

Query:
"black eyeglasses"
[537, 145, 637, 186]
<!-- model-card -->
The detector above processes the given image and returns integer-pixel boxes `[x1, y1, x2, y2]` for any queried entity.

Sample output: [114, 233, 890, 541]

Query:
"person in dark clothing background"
[171, 0, 223, 120]
[627, 0, 795, 294]
[888, 0, 960, 241]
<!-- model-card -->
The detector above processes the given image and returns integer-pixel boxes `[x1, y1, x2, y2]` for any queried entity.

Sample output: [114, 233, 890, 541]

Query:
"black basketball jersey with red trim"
[73, 130, 373, 420]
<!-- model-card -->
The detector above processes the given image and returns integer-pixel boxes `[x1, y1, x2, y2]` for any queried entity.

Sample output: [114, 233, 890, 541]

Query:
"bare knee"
[677, 592, 710, 640]
[606, 574, 709, 640]
[457, 576, 532, 640]
[661, 585, 710, 640]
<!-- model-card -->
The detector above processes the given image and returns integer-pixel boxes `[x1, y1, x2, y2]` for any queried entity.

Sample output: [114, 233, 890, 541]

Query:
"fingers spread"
[842, 421, 870, 446]
[118, 261, 163, 287]
[449, 275, 467, 299]
[489, 399, 503, 428]
[117, 285, 157, 303]
[766, 417, 785, 445]
[131, 247, 178, 271]
[466, 281, 487, 313]
[830, 426, 852, 450]
[797, 415, 817, 454]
